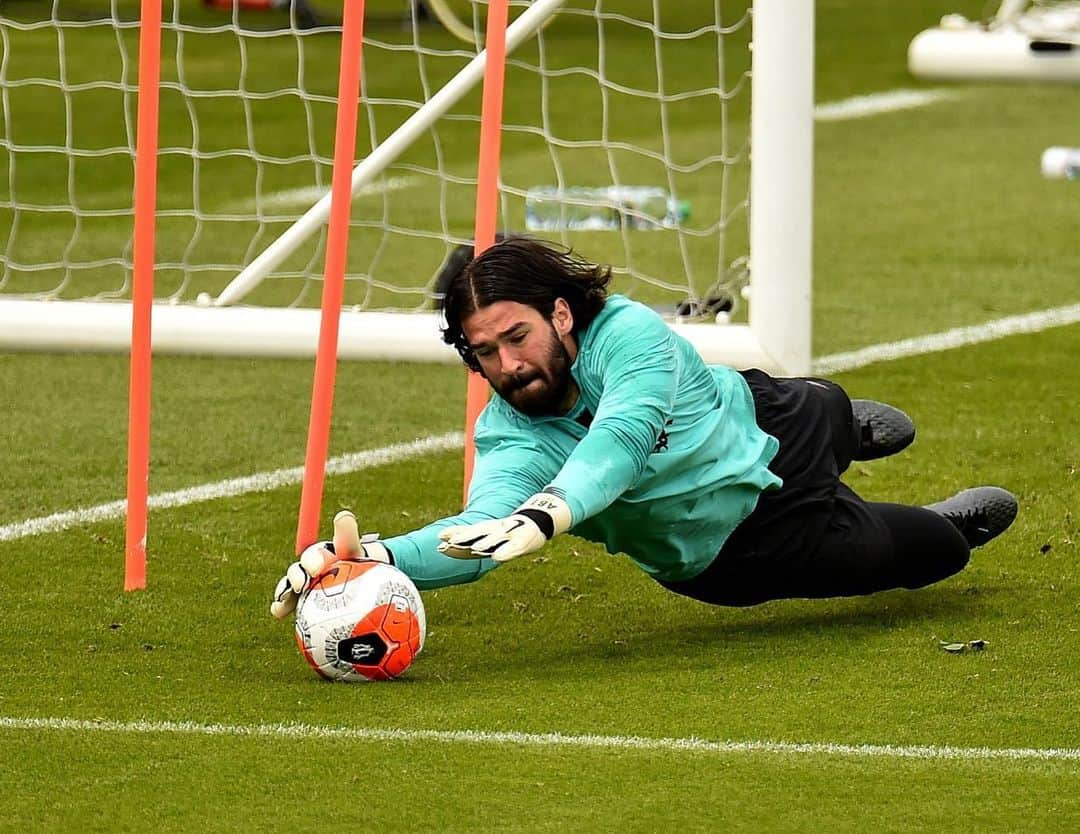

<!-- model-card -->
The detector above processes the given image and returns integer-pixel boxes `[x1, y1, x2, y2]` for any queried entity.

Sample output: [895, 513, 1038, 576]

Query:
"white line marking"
[815, 88, 957, 122]
[0, 432, 464, 543]
[1, 716, 1076, 762]
[812, 302, 1080, 376]
[237, 176, 420, 212]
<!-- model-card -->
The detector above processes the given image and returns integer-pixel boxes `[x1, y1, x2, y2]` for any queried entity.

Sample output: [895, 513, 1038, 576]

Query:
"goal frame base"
[909, 25, 1080, 83]
[0, 298, 793, 372]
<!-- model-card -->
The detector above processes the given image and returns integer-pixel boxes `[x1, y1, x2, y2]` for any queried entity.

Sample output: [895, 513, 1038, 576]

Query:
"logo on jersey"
[653, 419, 674, 453]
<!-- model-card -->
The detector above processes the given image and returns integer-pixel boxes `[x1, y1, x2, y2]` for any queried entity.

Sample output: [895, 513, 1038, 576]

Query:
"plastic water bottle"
[1041, 146, 1080, 180]
[525, 186, 690, 231]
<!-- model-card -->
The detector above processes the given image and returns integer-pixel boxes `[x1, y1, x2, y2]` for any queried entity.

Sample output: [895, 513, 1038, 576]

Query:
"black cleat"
[925, 486, 1019, 549]
[851, 400, 916, 461]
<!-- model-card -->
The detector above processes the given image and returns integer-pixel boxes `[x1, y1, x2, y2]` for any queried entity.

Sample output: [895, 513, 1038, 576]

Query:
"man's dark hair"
[439, 236, 611, 372]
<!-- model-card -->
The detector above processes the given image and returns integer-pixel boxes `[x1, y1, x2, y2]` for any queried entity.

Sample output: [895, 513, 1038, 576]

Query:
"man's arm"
[272, 414, 559, 618]
[440, 301, 682, 563]
[548, 302, 680, 521]
[388, 421, 555, 585]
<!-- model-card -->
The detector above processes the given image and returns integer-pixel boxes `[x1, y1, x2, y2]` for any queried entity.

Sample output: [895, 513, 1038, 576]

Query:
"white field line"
[0, 716, 1077, 763]
[233, 175, 421, 212]
[814, 88, 958, 122]
[0, 432, 464, 543]
[812, 302, 1080, 376]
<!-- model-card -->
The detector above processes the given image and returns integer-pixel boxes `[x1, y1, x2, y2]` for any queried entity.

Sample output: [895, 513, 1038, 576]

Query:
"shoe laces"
[949, 505, 992, 537]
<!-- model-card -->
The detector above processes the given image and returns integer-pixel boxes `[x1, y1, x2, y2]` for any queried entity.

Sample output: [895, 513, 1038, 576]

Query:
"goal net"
[0, 0, 811, 372]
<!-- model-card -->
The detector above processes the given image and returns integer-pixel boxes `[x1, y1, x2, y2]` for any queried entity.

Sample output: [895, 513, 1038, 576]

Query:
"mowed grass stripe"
[2, 716, 1078, 763]
[2, 303, 1077, 543]
[0, 432, 463, 542]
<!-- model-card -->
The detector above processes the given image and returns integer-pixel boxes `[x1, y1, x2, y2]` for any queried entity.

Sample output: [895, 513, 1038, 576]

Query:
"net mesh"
[0, 0, 752, 317]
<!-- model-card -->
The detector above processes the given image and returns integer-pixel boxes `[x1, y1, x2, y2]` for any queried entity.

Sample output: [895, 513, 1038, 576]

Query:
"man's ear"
[552, 297, 574, 337]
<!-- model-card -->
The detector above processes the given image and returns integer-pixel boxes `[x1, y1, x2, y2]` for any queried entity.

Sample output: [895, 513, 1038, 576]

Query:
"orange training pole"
[462, 0, 510, 502]
[295, 0, 367, 554]
[124, 0, 163, 592]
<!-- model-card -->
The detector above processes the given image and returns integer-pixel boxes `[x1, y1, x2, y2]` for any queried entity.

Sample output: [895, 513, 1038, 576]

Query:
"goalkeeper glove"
[437, 491, 572, 563]
[269, 510, 391, 620]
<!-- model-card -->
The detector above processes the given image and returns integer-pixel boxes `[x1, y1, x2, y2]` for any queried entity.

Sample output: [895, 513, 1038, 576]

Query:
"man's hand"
[437, 491, 572, 564]
[269, 510, 390, 620]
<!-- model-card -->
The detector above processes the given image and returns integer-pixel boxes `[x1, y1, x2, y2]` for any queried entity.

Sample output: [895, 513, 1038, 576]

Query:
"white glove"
[437, 491, 572, 564]
[269, 510, 390, 620]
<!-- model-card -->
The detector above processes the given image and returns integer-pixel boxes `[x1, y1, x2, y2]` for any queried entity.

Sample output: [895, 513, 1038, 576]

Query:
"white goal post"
[0, 0, 812, 375]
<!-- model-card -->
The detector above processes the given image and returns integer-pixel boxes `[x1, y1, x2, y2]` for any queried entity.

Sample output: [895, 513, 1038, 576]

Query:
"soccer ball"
[294, 559, 426, 682]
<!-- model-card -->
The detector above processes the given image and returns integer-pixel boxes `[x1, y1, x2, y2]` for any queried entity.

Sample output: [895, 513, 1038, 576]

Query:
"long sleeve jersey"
[383, 294, 781, 588]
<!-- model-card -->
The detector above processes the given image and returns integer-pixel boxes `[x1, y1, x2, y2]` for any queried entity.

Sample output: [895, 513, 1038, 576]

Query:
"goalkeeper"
[272, 237, 1017, 616]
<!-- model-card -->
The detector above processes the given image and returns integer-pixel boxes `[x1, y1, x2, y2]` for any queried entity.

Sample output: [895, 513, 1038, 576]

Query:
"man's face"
[461, 299, 577, 417]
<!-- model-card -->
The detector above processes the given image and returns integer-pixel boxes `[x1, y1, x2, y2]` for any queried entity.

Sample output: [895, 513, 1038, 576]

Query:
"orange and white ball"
[295, 559, 425, 682]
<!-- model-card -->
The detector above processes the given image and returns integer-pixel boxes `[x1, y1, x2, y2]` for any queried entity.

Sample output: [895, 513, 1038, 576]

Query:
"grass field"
[2, 1, 1080, 831]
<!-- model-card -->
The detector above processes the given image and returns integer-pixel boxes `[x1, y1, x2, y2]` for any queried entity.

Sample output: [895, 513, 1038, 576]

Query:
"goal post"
[0, 0, 813, 375]
[748, 0, 813, 375]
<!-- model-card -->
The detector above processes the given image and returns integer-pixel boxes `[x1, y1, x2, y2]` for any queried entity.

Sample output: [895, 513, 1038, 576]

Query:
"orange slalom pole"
[124, 0, 163, 592]
[295, 0, 367, 554]
[462, 0, 510, 502]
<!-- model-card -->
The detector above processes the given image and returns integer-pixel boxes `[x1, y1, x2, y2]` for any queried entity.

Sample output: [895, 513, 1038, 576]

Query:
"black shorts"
[728, 369, 859, 554]
[657, 370, 969, 605]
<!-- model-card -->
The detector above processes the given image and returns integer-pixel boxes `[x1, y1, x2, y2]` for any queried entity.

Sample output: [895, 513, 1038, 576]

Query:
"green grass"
[1, 334, 1078, 831]
[10, 732, 1076, 833]
[2, 0, 1080, 831]
[7, 735, 1077, 832]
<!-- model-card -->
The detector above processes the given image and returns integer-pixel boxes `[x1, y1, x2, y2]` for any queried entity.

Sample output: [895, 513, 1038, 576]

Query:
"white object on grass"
[909, 2, 1080, 82]
[1041, 146, 1080, 179]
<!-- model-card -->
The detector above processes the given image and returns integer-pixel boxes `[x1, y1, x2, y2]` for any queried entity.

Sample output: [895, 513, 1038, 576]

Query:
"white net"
[0, 0, 752, 318]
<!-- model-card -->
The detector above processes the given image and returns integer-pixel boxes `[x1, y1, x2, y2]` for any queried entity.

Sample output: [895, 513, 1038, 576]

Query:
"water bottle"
[1041, 146, 1080, 180]
[525, 186, 690, 231]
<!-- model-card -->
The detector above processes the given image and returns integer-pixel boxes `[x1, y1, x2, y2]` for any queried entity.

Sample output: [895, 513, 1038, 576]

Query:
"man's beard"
[491, 329, 573, 417]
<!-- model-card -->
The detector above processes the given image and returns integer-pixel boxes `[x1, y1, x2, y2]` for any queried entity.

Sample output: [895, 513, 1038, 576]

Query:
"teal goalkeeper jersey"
[383, 294, 781, 587]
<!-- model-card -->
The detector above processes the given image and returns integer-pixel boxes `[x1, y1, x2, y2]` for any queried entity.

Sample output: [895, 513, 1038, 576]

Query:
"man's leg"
[660, 480, 1020, 605]
[659, 485, 974, 605]
[657, 370, 1010, 606]
[737, 369, 857, 484]
[657, 370, 858, 605]
[732, 483, 1022, 600]
[749, 374, 917, 473]
[759, 486, 973, 600]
